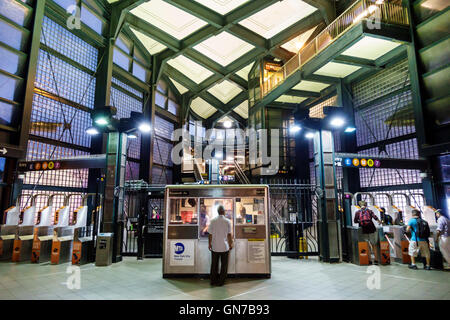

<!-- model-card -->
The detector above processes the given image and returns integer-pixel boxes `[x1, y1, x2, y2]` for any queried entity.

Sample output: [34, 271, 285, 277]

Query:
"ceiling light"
[127, 133, 137, 139]
[330, 117, 346, 128]
[86, 127, 99, 135]
[305, 132, 314, 139]
[138, 122, 151, 133]
[290, 125, 302, 134]
[223, 120, 232, 128]
[344, 126, 356, 133]
[94, 117, 108, 126]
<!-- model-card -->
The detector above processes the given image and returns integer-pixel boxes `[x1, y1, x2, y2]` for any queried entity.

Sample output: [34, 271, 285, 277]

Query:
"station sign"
[334, 153, 428, 170]
[336, 157, 381, 168]
[17, 154, 106, 172]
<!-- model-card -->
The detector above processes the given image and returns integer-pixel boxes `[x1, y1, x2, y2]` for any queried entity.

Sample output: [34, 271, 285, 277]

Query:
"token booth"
[163, 185, 271, 278]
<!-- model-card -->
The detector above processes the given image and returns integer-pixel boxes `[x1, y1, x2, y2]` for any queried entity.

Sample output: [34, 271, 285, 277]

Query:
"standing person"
[406, 209, 431, 270]
[435, 209, 450, 269]
[354, 201, 382, 265]
[208, 205, 233, 286]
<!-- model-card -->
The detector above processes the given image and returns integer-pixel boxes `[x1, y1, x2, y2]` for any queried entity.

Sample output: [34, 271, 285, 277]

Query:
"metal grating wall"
[23, 14, 98, 196]
[24, 140, 89, 189]
[353, 59, 422, 192]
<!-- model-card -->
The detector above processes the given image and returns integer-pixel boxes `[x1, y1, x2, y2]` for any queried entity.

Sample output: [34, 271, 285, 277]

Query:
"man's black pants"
[210, 251, 229, 285]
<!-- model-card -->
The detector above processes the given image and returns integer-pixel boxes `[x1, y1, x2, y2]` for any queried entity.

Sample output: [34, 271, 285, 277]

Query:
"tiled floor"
[0, 257, 449, 300]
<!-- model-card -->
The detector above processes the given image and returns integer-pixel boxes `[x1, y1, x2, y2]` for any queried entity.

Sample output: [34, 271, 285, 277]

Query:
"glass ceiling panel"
[193, 31, 254, 67]
[167, 55, 214, 84]
[238, 0, 317, 39]
[207, 79, 243, 104]
[194, 0, 250, 15]
[191, 97, 217, 119]
[130, 27, 167, 55]
[281, 26, 317, 53]
[169, 77, 189, 94]
[236, 62, 254, 80]
[130, 0, 208, 40]
[233, 100, 248, 119]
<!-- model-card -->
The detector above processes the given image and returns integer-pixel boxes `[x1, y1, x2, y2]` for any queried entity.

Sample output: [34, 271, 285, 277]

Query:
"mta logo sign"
[174, 243, 185, 254]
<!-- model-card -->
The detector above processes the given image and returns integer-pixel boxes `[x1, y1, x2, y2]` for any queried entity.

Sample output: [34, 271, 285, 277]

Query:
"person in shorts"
[354, 201, 382, 264]
[406, 209, 431, 270]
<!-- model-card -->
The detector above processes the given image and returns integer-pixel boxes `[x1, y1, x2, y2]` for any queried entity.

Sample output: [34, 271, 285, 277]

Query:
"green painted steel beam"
[124, 15, 181, 51]
[287, 89, 321, 98]
[268, 10, 324, 48]
[333, 55, 381, 70]
[163, 0, 224, 28]
[303, 0, 336, 25]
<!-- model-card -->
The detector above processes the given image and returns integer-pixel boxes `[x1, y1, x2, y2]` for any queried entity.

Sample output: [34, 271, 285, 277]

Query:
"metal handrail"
[261, 0, 409, 97]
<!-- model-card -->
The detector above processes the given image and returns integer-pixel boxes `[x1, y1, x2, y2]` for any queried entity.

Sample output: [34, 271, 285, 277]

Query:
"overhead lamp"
[223, 120, 232, 129]
[329, 117, 345, 128]
[127, 133, 137, 139]
[138, 122, 151, 133]
[94, 117, 108, 126]
[289, 125, 302, 134]
[86, 126, 99, 135]
[305, 132, 314, 139]
[344, 126, 356, 133]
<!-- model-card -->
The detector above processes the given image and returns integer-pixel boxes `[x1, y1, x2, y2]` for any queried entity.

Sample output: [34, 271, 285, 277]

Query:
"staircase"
[413, 0, 450, 125]
[234, 160, 251, 184]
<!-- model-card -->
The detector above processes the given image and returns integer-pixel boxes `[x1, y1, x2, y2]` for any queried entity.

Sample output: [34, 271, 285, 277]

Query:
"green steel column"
[314, 130, 342, 263]
[103, 132, 127, 263]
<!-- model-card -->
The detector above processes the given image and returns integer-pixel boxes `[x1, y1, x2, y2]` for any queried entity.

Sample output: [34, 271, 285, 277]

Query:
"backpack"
[359, 209, 373, 227]
[416, 218, 430, 240]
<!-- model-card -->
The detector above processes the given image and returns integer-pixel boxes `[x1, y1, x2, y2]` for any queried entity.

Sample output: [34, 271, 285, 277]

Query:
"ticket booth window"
[235, 198, 265, 225]
[169, 198, 198, 225]
[198, 198, 233, 238]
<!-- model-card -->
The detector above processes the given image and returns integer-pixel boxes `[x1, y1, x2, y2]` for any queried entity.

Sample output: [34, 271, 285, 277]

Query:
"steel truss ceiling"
[108, 0, 330, 125]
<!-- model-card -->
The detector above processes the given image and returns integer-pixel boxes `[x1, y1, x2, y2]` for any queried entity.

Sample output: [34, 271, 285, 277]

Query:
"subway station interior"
[0, 0, 449, 301]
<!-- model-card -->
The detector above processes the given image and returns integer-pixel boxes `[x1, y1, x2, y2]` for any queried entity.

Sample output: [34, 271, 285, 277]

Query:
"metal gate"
[122, 181, 165, 256]
[266, 180, 320, 258]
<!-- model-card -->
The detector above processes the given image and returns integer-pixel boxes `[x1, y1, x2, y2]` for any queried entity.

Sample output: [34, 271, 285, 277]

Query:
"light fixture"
[344, 126, 356, 133]
[329, 117, 345, 128]
[138, 122, 151, 133]
[305, 132, 314, 139]
[290, 125, 302, 134]
[127, 133, 137, 139]
[223, 120, 232, 129]
[94, 117, 108, 126]
[86, 126, 99, 135]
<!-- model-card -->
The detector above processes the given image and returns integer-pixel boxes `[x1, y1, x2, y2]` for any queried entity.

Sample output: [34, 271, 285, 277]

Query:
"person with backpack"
[380, 207, 393, 225]
[354, 201, 382, 265]
[406, 209, 431, 270]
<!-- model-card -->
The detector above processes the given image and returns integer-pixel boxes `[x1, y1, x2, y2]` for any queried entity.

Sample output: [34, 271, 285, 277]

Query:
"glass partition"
[235, 197, 265, 225]
[168, 198, 198, 225]
[199, 198, 233, 238]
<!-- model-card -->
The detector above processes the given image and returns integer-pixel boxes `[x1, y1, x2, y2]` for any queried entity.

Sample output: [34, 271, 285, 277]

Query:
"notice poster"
[248, 240, 265, 264]
[170, 240, 195, 266]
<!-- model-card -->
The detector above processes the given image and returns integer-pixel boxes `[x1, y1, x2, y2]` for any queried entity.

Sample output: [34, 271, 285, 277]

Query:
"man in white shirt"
[208, 205, 233, 286]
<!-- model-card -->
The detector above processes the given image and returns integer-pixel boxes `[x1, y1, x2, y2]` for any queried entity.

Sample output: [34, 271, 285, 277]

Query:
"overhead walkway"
[253, 0, 411, 110]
